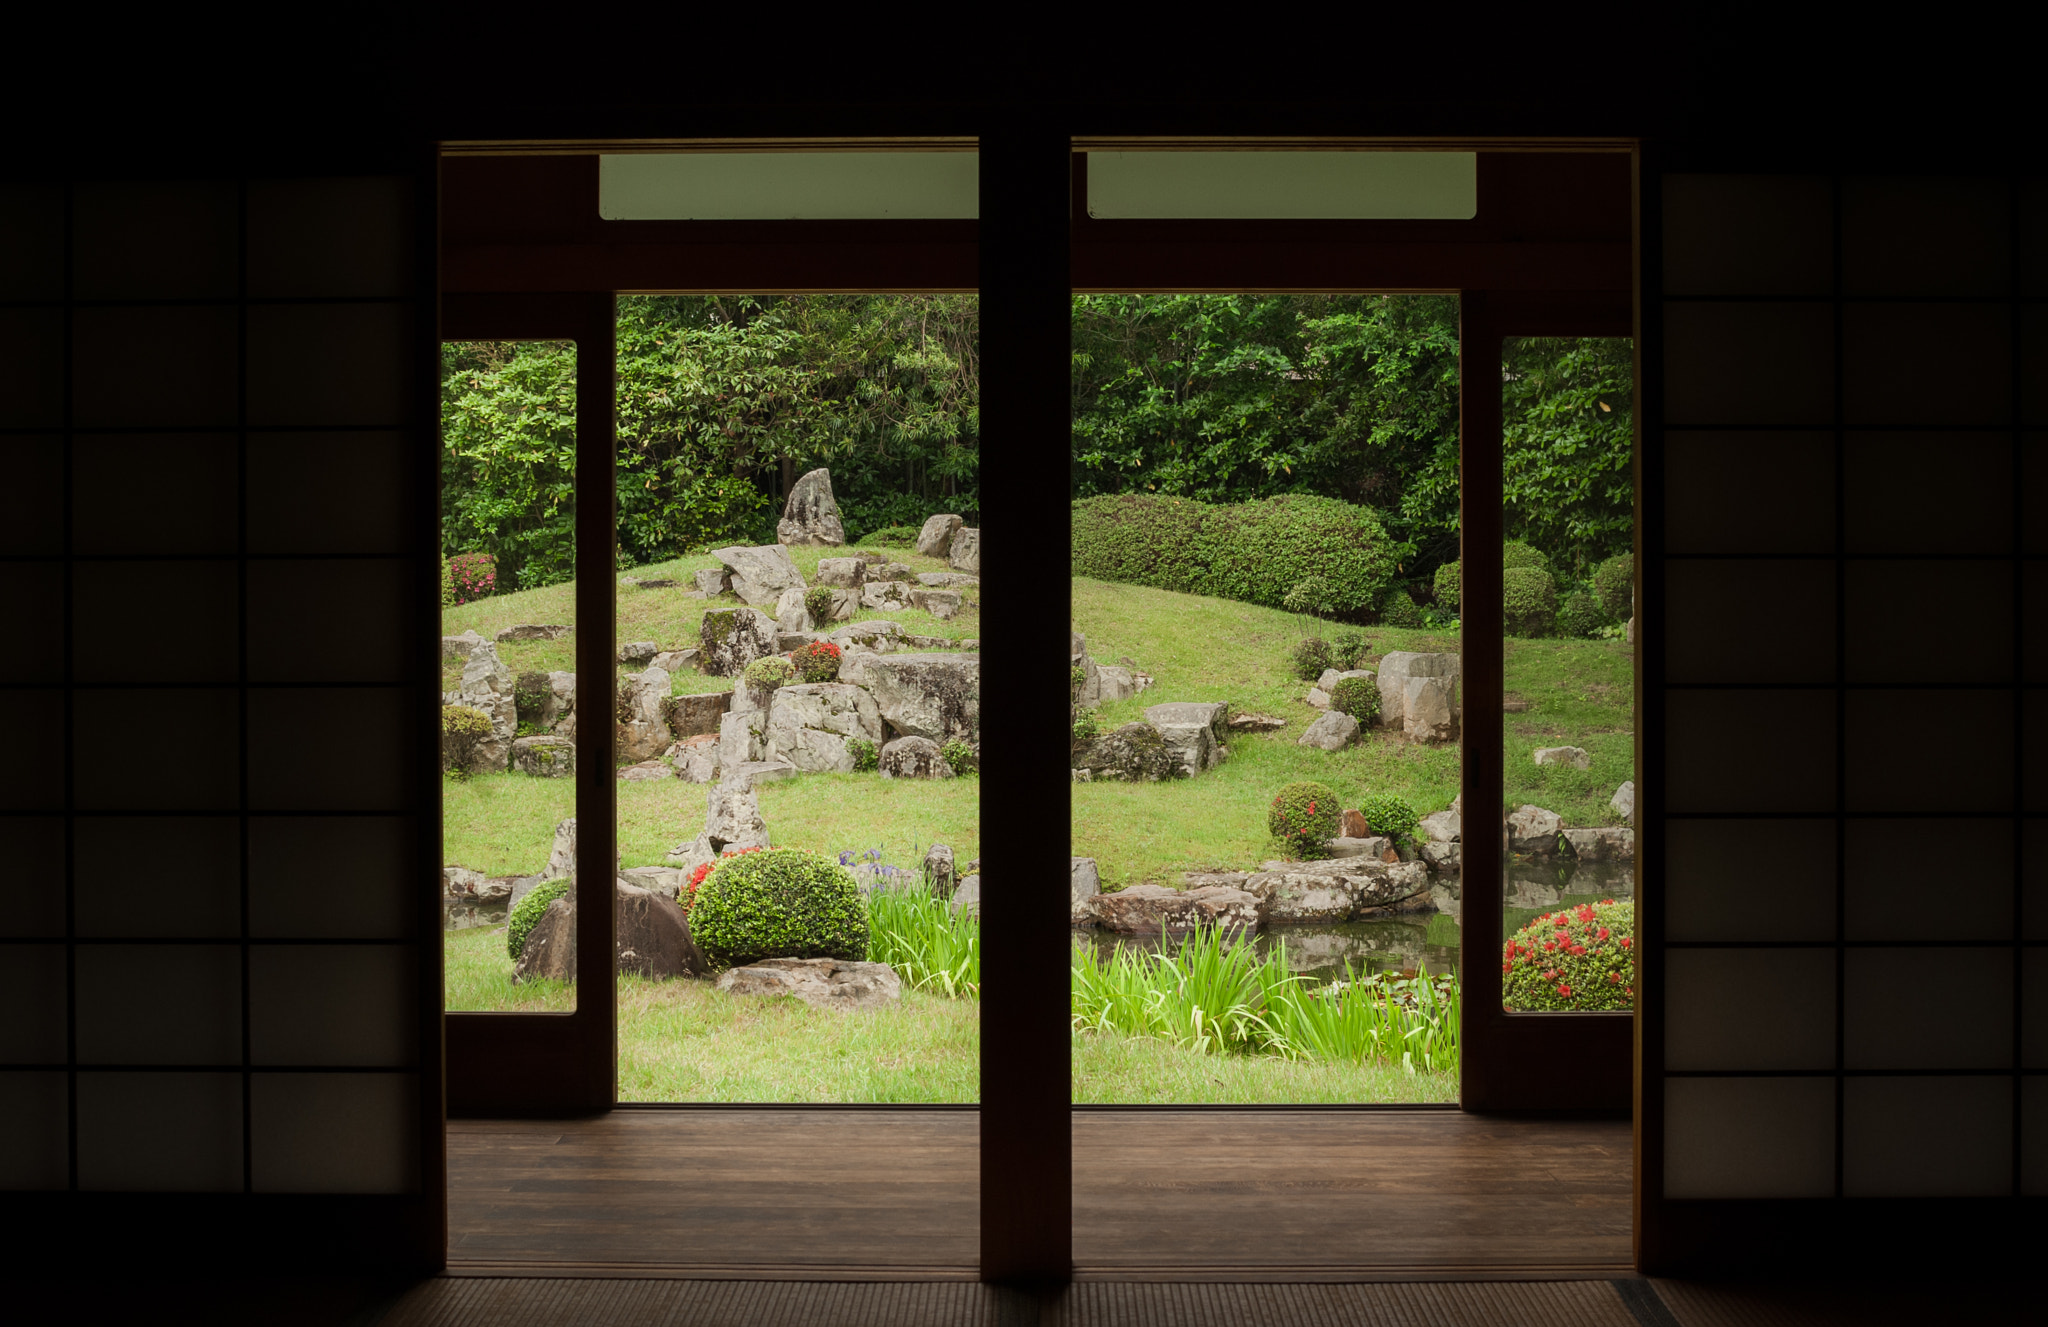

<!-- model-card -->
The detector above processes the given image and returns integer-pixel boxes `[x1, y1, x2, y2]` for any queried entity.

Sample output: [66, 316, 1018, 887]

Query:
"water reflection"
[445, 898, 509, 931]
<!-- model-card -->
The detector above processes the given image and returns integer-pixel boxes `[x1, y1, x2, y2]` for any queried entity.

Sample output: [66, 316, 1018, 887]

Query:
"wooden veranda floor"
[446, 1108, 1633, 1277]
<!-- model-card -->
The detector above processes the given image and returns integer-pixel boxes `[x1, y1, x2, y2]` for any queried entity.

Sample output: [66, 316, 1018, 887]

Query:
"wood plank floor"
[447, 1109, 1632, 1274]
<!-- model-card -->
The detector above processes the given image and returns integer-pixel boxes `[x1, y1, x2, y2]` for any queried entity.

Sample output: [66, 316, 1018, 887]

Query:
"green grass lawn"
[1071, 575, 1633, 887]
[1071, 1030, 1457, 1104]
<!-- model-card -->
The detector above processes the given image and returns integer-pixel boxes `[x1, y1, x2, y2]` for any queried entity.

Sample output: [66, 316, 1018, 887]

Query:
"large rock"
[774, 585, 813, 634]
[699, 605, 780, 676]
[512, 898, 576, 984]
[1610, 780, 1636, 823]
[511, 735, 575, 778]
[616, 665, 673, 763]
[949, 874, 981, 917]
[1562, 826, 1635, 862]
[537, 817, 577, 886]
[1533, 745, 1591, 769]
[1297, 709, 1359, 751]
[724, 759, 798, 791]
[1070, 858, 1100, 925]
[766, 682, 884, 773]
[668, 780, 773, 870]
[831, 620, 902, 654]
[921, 844, 956, 896]
[1229, 712, 1288, 733]
[1418, 806, 1462, 843]
[515, 880, 709, 985]
[695, 566, 733, 597]
[442, 866, 513, 902]
[668, 689, 731, 739]
[1143, 702, 1229, 777]
[917, 571, 978, 589]
[916, 513, 964, 558]
[1421, 841, 1462, 875]
[667, 734, 721, 784]
[1242, 856, 1432, 920]
[718, 957, 902, 1010]
[860, 580, 916, 612]
[1327, 836, 1396, 861]
[863, 652, 979, 742]
[880, 735, 954, 779]
[618, 640, 659, 665]
[711, 544, 807, 606]
[1088, 884, 1261, 938]
[1073, 722, 1179, 782]
[909, 587, 962, 621]
[1402, 675, 1458, 744]
[948, 527, 981, 574]
[442, 630, 487, 661]
[456, 641, 517, 772]
[816, 557, 867, 587]
[1306, 668, 1374, 710]
[1376, 652, 1461, 730]
[1507, 804, 1564, 855]
[540, 671, 576, 735]
[1094, 665, 1147, 703]
[718, 708, 769, 770]
[1071, 632, 1102, 708]
[776, 467, 846, 546]
[497, 623, 572, 642]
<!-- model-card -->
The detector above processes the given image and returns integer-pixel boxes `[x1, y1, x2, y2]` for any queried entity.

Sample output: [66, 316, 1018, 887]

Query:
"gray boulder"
[456, 641, 517, 772]
[922, 844, 956, 896]
[1073, 722, 1179, 782]
[948, 527, 981, 574]
[1421, 841, 1462, 874]
[1376, 651, 1461, 730]
[1419, 806, 1461, 843]
[616, 665, 673, 763]
[441, 630, 486, 661]
[1297, 709, 1360, 751]
[617, 640, 659, 665]
[511, 735, 575, 778]
[619, 866, 689, 900]
[1307, 668, 1374, 710]
[1243, 856, 1431, 920]
[711, 544, 806, 606]
[909, 587, 962, 621]
[916, 513, 964, 559]
[717, 957, 901, 1010]
[694, 566, 733, 597]
[1562, 826, 1635, 862]
[1094, 665, 1146, 703]
[1327, 836, 1395, 860]
[698, 605, 780, 676]
[1403, 675, 1458, 744]
[774, 585, 813, 634]
[917, 571, 978, 588]
[1229, 712, 1288, 733]
[1088, 884, 1260, 938]
[775, 467, 846, 547]
[717, 708, 769, 770]
[863, 652, 980, 742]
[651, 648, 699, 674]
[860, 580, 916, 612]
[949, 874, 981, 917]
[1071, 632, 1102, 707]
[516, 881, 710, 985]
[668, 735, 721, 784]
[766, 682, 884, 774]
[512, 899, 577, 985]
[1144, 701, 1229, 777]
[1506, 804, 1564, 855]
[668, 689, 731, 739]
[1610, 780, 1636, 823]
[723, 759, 799, 791]
[540, 671, 577, 736]
[880, 735, 954, 779]
[816, 557, 866, 587]
[1070, 858, 1100, 925]
[1533, 745, 1591, 769]
[497, 623, 572, 642]
[831, 620, 903, 653]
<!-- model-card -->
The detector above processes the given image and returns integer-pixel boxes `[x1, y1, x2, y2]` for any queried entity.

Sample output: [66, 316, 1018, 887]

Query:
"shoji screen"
[0, 178, 435, 1257]
[1650, 173, 2045, 1249]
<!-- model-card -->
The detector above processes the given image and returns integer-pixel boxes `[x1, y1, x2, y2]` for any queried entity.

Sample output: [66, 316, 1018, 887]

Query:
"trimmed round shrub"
[741, 655, 795, 706]
[1267, 781, 1341, 860]
[441, 704, 493, 776]
[1332, 629, 1369, 671]
[1289, 636, 1335, 682]
[1329, 675, 1381, 724]
[507, 879, 572, 961]
[689, 847, 869, 968]
[1502, 899, 1635, 1012]
[847, 735, 879, 772]
[790, 639, 841, 683]
[1379, 590, 1423, 628]
[864, 525, 921, 548]
[1592, 553, 1634, 620]
[803, 585, 836, 623]
[1356, 793, 1419, 841]
[1070, 494, 1211, 596]
[1432, 560, 1461, 612]
[1501, 541, 1547, 573]
[1556, 590, 1609, 639]
[1502, 565, 1558, 637]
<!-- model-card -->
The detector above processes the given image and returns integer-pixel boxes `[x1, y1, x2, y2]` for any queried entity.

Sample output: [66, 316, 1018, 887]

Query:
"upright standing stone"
[948, 527, 981, 574]
[1376, 651, 1461, 731]
[916, 513, 964, 558]
[698, 606, 780, 676]
[457, 641, 517, 772]
[775, 467, 847, 546]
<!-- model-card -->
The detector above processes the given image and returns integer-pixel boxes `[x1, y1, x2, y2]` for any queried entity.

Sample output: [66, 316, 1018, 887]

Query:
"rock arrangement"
[776, 467, 847, 547]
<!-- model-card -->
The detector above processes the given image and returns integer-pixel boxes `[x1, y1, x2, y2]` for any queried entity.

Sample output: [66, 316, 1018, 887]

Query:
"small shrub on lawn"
[1501, 899, 1635, 1012]
[1072, 707, 1103, 748]
[1501, 541, 1547, 573]
[1556, 590, 1609, 639]
[1379, 589, 1424, 628]
[507, 878, 572, 960]
[1328, 675, 1381, 724]
[443, 552, 497, 607]
[1331, 629, 1370, 671]
[1289, 636, 1335, 681]
[864, 525, 921, 548]
[741, 656, 795, 706]
[790, 639, 841, 683]
[847, 735, 879, 772]
[1356, 793, 1419, 841]
[441, 704, 493, 777]
[1433, 560, 1460, 612]
[1502, 565, 1558, 637]
[803, 585, 836, 623]
[1268, 781, 1340, 859]
[1592, 553, 1634, 620]
[940, 739, 977, 774]
[1282, 574, 1339, 617]
[690, 847, 869, 968]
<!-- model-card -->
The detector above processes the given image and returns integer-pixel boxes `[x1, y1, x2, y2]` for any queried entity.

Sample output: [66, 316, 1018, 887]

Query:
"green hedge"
[690, 847, 869, 968]
[1072, 493, 1396, 618]
[1592, 553, 1634, 620]
[1502, 566, 1557, 637]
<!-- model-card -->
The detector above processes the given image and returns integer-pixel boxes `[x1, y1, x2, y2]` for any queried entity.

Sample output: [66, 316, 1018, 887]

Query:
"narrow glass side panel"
[1069, 294, 1463, 1104]
[1086, 151, 1477, 220]
[599, 152, 979, 220]
[440, 339, 579, 1013]
[1497, 335, 1637, 1015]
[609, 295, 981, 1103]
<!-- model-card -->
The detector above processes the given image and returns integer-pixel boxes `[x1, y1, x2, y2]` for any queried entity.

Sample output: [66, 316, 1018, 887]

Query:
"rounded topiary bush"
[689, 847, 869, 968]
[1289, 636, 1335, 682]
[1433, 560, 1461, 612]
[1502, 899, 1635, 1012]
[1502, 565, 1558, 637]
[741, 655, 795, 706]
[1332, 630, 1369, 671]
[507, 879, 572, 961]
[1329, 675, 1381, 724]
[1356, 793, 1420, 841]
[441, 704, 493, 776]
[865, 525, 921, 548]
[1268, 781, 1341, 860]
[1501, 541, 1547, 573]
[1379, 589, 1423, 628]
[803, 585, 836, 624]
[1592, 553, 1634, 621]
[1556, 590, 1609, 639]
[790, 639, 841, 683]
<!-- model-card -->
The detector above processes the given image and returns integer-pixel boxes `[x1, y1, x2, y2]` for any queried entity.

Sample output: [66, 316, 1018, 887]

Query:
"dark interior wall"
[2, 19, 2041, 1281]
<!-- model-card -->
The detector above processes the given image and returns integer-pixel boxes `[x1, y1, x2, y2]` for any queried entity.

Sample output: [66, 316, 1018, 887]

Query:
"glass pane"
[610, 295, 981, 1103]
[1497, 335, 1637, 1014]
[599, 152, 978, 220]
[1085, 151, 1477, 219]
[1069, 294, 1462, 1104]
[440, 339, 579, 1013]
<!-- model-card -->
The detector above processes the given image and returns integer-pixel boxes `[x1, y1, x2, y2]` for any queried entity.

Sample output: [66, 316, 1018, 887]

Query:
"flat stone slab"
[1087, 883, 1260, 937]
[716, 957, 901, 1010]
[496, 624, 573, 642]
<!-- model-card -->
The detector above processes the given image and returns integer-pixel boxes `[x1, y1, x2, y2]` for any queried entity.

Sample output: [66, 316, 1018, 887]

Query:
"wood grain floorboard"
[447, 1109, 1632, 1271]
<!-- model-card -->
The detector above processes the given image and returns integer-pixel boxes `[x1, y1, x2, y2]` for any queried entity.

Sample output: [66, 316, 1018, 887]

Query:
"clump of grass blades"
[1070, 925, 1460, 1075]
[866, 885, 980, 1000]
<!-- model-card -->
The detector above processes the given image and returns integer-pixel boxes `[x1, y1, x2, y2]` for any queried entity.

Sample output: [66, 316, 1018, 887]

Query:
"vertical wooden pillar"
[976, 127, 1073, 1285]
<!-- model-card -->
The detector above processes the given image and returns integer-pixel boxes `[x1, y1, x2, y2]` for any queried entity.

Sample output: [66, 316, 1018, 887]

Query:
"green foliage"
[1328, 676, 1381, 724]
[867, 886, 979, 998]
[1592, 553, 1635, 620]
[440, 704, 493, 777]
[1071, 493, 1397, 619]
[1331, 630, 1370, 671]
[1433, 560, 1460, 612]
[742, 656, 796, 691]
[1501, 336, 1635, 573]
[789, 640, 841, 684]
[1356, 794, 1419, 841]
[1502, 899, 1635, 1012]
[690, 847, 869, 968]
[513, 670, 551, 725]
[940, 740, 977, 774]
[441, 341, 578, 593]
[847, 735, 879, 773]
[507, 878, 572, 961]
[1288, 636, 1335, 681]
[1501, 540, 1547, 572]
[1502, 565, 1558, 637]
[1556, 590, 1609, 639]
[1267, 781, 1340, 859]
[863, 525, 922, 548]
[802, 585, 836, 623]
[1379, 590, 1423, 628]
[1072, 708, 1103, 746]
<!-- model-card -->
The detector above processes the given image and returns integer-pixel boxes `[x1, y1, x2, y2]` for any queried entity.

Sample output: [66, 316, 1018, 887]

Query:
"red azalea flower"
[1597, 927, 1610, 940]
[1620, 937, 1632, 948]
[1557, 983, 1572, 997]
